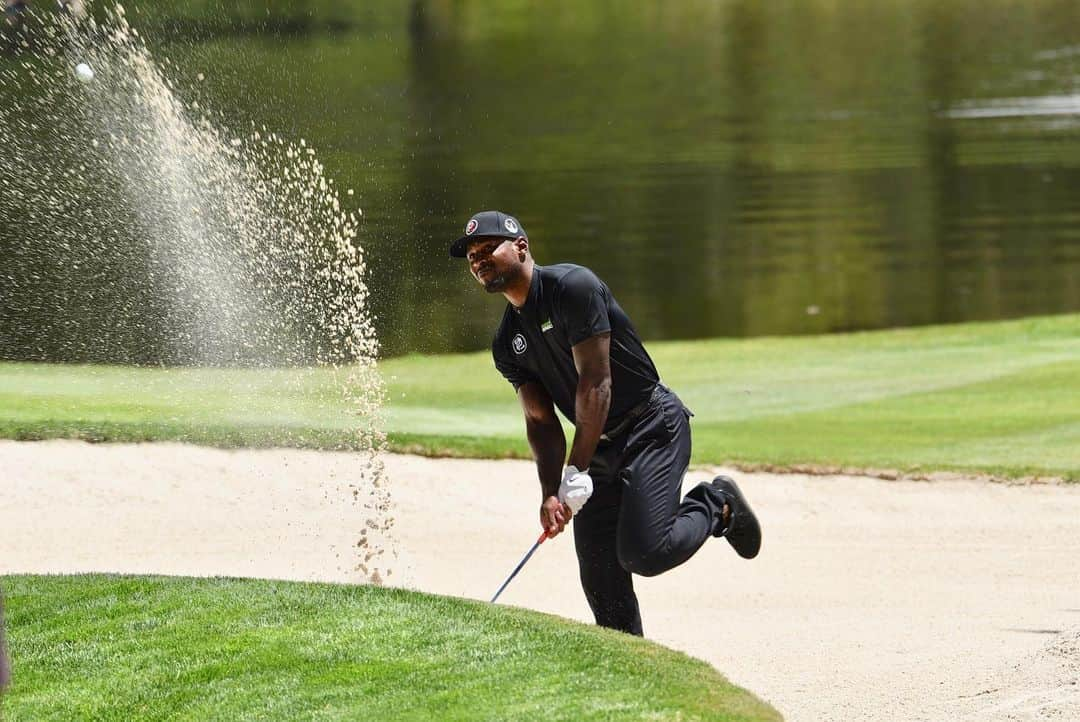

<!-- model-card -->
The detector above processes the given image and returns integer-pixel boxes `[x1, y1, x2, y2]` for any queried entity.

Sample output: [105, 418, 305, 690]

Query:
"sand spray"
[0, 3, 395, 581]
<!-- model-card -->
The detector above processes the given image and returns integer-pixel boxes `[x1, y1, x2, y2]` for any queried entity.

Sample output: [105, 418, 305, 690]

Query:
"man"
[451, 210, 762, 636]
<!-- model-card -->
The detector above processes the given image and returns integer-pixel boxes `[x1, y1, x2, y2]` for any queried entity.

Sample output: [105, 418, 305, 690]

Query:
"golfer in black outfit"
[452, 210, 761, 636]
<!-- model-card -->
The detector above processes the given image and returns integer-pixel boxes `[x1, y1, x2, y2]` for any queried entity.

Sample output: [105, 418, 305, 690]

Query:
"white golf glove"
[558, 465, 593, 515]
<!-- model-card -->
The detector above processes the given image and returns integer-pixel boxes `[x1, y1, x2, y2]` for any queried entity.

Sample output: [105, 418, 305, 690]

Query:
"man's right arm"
[517, 381, 570, 536]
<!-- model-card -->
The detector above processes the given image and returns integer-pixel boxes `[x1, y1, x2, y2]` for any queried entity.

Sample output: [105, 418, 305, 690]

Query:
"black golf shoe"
[710, 476, 761, 559]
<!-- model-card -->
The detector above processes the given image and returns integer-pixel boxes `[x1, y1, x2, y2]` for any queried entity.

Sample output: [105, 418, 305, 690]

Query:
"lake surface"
[3, 0, 1080, 360]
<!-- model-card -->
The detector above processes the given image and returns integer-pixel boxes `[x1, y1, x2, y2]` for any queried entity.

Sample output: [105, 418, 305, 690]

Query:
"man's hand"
[540, 496, 572, 537]
[559, 465, 594, 514]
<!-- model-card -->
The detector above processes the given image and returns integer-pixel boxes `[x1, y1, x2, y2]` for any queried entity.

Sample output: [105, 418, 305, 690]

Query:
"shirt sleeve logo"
[465, 218, 479, 235]
[504, 218, 519, 234]
[512, 333, 527, 355]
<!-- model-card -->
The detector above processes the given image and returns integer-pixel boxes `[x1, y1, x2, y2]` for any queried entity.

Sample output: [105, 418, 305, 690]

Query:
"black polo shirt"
[492, 264, 660, 432]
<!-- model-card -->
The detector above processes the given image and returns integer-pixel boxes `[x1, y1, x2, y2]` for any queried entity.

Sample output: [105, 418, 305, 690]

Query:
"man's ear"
[514, 236, 529, 260]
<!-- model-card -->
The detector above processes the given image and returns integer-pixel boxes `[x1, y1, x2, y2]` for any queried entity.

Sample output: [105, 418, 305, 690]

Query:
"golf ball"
[75, 63, 94, 82]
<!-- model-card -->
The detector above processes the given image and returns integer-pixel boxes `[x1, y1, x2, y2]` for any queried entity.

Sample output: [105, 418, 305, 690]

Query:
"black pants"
[573, 386, 724, 636]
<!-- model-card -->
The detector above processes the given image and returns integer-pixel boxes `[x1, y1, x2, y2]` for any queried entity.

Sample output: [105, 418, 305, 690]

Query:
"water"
[2, 0, 1080, 361]
[0, 3, 392, 581]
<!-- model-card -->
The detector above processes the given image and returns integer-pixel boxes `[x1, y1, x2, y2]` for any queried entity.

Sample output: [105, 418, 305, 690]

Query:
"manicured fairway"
[1, 314, 1078, 479]
[0, 575, 779, 721]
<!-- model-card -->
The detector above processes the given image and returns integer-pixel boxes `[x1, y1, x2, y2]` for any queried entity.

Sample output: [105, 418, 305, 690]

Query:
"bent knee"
[618, 547, 668, 578]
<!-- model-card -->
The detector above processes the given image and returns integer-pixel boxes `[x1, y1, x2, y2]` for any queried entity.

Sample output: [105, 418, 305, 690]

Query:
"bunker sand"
[3, 440, 1079, 721]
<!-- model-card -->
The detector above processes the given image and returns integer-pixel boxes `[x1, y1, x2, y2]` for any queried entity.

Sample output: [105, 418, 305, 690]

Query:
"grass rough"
[0, 575, 781, 722]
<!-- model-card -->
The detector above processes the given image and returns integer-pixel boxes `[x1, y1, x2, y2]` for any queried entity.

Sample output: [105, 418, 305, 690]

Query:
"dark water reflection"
[3, 0, 1080, 360]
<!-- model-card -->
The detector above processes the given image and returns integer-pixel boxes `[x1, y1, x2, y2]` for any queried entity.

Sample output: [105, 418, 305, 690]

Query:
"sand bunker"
[944, 627, 1080, 720]
[3, 439, 1079, 721]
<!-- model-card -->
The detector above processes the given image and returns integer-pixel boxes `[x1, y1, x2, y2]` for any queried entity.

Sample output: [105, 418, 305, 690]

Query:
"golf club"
[490, 530, 549, 603]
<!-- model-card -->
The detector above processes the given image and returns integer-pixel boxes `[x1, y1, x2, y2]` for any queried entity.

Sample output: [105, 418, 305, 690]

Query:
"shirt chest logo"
[512, 333, 527, 355]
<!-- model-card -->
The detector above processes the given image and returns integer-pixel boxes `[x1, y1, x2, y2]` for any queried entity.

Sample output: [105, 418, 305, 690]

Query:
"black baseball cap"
[449, 210, 527, 258]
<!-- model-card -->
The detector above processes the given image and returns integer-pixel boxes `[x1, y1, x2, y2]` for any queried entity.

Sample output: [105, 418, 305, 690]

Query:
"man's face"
[466, 237, 520, 293]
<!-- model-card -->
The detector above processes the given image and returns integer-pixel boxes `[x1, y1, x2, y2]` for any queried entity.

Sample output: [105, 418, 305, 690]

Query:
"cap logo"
[512, 333, 527, 355]
[466, 218, 479, 235]
[504, 218, 519, 234]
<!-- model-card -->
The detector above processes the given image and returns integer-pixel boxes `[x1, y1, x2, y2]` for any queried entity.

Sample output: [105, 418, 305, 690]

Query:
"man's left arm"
[567, 333, 612, 470]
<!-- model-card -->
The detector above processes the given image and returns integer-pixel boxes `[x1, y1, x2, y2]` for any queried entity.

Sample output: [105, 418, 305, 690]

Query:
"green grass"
[2, 314, 1079, 479]
[0, 575, 780, 721]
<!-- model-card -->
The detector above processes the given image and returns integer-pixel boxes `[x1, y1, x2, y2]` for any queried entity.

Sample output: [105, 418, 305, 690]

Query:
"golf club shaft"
[490, 531, 548, 603]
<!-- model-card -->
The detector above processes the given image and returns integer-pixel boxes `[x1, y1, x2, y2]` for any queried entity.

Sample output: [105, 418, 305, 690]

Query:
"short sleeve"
[492, 336, 539, 390]
[556, 268, 612, 346]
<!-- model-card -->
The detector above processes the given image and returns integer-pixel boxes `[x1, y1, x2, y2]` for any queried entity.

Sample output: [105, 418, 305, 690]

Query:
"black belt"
[600, 383, 665, 442]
